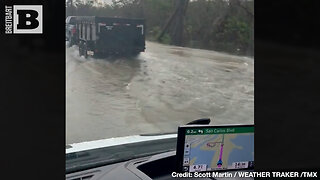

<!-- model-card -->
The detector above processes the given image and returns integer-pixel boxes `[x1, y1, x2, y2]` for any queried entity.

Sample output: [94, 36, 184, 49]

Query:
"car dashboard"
[66, 151, 253, 180]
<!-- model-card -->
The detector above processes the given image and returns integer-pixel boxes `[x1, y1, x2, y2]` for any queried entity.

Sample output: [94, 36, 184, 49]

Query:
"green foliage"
[159, 33, 171, 44]
[184, 0, 254, 55]
[215, 16, 252, 54]
[147, 26, 161, 40]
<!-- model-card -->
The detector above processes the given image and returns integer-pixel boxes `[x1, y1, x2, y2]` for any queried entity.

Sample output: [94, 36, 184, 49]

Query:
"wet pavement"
[66, 41, 254, 144]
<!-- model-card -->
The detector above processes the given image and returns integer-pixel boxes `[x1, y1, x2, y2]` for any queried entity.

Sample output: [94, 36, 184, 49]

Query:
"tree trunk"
[158, 0, 189, 46]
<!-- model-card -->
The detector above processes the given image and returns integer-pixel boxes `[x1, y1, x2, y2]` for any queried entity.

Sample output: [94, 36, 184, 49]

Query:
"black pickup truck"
[66, 16, 145, 57]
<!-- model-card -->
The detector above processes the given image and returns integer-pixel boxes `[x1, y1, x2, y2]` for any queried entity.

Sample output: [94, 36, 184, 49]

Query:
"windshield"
[66, 0, 254, 150]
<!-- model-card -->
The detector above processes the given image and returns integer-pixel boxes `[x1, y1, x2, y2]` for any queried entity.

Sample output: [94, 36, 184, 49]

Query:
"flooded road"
[66, 41, 253, 144]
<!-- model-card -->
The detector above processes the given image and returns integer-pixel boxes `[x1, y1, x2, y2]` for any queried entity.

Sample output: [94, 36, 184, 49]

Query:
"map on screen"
[182, 126, 254, 172]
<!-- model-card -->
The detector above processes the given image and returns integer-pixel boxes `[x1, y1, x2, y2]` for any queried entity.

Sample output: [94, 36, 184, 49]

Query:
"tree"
[157, 0, 189, 46]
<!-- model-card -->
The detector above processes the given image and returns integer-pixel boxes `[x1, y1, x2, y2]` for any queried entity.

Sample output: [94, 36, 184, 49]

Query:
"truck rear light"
[136, 25, 144, 35]
[72, 28, 76, 34]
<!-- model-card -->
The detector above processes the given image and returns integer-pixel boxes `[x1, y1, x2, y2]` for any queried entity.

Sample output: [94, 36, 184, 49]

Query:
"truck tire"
[67, 32, 74, 47]
[79, 43, 83, 56]
[69, 38, 73, 47]
[83, 43, 88, 58]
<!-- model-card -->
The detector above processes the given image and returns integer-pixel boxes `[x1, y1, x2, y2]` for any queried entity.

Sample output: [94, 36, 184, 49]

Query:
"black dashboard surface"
[66, 151, 253, 180]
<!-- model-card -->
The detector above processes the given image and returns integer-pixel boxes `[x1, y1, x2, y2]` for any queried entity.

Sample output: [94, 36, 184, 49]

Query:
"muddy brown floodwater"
[66, 41, 254, 144]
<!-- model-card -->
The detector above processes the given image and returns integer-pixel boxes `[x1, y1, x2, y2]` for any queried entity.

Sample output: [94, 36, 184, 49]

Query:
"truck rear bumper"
[94, 47, 145, 54]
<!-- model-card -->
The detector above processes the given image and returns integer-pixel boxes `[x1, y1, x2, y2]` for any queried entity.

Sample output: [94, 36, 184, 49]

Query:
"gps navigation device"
[176, 124, 254, 172]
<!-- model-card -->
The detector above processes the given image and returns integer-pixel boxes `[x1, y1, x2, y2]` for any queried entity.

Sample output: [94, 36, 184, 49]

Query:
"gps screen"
[177, 125, 254, 172]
